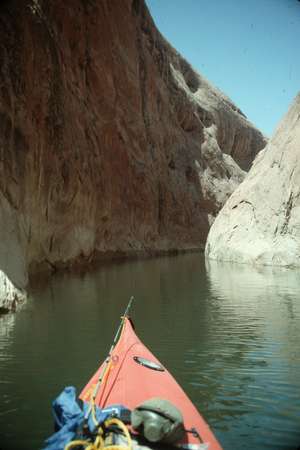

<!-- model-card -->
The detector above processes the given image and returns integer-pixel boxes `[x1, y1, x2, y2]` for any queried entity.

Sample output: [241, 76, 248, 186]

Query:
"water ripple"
[1, 254, 300, 450]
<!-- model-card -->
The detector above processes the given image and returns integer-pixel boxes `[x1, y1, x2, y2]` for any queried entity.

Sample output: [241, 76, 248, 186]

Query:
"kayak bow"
[80, 316, 222, 450]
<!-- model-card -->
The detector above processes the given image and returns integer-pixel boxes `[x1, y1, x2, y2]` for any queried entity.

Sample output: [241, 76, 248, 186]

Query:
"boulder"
[0, 193, 27, 311]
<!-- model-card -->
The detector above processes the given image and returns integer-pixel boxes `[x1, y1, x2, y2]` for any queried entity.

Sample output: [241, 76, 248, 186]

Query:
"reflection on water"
[206, 260, 300, 449]
[0, 254, 299, 450]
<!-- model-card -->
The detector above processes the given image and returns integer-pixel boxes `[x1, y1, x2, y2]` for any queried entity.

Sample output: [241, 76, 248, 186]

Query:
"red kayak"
[80, 315, 222, 450]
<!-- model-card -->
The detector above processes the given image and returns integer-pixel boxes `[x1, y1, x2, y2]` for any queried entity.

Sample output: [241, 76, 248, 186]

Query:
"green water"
[0, 254, 300, 450]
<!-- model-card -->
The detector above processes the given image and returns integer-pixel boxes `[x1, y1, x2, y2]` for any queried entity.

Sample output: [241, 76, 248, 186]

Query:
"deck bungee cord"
[64, 297, 135, 450]
[85, 296, 134, 424]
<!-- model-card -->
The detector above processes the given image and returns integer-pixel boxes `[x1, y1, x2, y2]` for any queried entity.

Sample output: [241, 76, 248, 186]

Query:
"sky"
[145, 0, 300, 137]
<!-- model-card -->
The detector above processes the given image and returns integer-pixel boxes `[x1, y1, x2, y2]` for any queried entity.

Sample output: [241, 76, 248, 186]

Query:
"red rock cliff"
[0, 0, 266, 298]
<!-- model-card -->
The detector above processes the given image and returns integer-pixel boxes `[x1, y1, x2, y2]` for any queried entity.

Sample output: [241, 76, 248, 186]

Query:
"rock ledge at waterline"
[0, 0, 266, 310]
[206, 93, 300, 267]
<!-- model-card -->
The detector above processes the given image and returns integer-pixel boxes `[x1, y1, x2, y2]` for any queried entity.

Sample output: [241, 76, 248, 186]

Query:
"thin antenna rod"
[85, 296, 134, 419]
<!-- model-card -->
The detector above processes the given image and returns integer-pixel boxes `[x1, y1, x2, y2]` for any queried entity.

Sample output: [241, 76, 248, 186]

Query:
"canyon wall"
[0, 0, 266, 307]
[206, 93, 300, 267]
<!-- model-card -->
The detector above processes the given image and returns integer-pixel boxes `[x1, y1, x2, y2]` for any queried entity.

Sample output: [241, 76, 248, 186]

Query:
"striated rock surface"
[206, 93, 300, 267]
[0, 0, 266, 307]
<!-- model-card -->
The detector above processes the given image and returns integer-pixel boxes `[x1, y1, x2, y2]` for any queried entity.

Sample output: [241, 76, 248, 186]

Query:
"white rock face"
[206, 93, 300, 267]
[0, 193, 27, 311]
[0, 270, 26, 312]
[196, 125, 246, 225]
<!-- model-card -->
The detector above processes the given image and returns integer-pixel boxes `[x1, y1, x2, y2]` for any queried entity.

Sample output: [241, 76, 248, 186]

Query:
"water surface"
[0, 254, 299, 449]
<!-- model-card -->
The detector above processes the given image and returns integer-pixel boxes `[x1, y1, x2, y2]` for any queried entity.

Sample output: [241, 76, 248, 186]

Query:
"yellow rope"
[64, 417, 132, 450]
[105, 418, 132, 450]
[65, 439, 93, 450]
[88, 359, 113, 427]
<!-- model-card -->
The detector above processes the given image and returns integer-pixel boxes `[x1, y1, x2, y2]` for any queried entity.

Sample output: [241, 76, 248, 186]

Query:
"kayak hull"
[80, 318, 222, 450]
